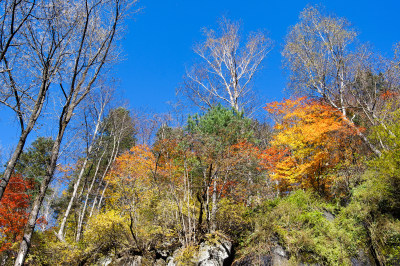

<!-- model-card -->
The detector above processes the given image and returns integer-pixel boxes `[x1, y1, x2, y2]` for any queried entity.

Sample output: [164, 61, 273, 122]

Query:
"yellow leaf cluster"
[265, 97, 357, 194]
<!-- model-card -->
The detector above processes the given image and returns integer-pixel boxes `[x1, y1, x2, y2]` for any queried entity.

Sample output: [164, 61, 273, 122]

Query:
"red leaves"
[259, 146, 290, 172]
[0, 173, 32, 252]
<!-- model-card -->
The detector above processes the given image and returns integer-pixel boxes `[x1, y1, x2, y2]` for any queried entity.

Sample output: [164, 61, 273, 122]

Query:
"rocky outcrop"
[167, 238, 233, 266]
[98, 236, 233, 266]
[232, 244, 289, 266]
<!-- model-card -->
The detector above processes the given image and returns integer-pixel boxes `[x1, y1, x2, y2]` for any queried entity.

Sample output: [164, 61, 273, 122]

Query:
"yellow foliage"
[84, 210, 128, 247]
[264, 97, 358, 195]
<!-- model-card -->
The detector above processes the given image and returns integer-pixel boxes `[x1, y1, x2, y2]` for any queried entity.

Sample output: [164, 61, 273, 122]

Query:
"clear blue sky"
[1, 0, 400, 155]
[118, 0, 400, 112]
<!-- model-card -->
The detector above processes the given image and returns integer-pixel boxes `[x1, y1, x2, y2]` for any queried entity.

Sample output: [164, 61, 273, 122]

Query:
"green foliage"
[215, 198, 252, 238]
[239, 190, 358, 265]
[15, 137, 54, 193]
[338, 168, 400, 265]
[101, 107, 136, 152]
[368, 109, 400, 216]
[187, 104, 254, 145]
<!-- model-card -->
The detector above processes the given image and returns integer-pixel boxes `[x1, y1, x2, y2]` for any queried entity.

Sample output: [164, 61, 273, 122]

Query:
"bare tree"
[15, 0, 134, 264]
[133, 109, 172, 146]
[0, 0, 67, 200]
[179, 17, 272, 114]
[0, 0, 36, 69]
[282, 5, 394, 156]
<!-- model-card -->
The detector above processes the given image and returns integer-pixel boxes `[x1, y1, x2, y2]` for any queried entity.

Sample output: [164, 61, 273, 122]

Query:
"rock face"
[197, 239, 232, 266]
[100, 238, 233, 266]
[271, 245, 289, 265]
[232, 244, 289, 266]
[113, 255, 146, 266]
[350, 250, 375, 266]
[167, 238, 233, 266]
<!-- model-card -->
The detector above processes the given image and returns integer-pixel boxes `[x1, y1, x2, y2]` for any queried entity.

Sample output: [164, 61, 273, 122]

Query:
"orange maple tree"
[0, 173, 32, 252]
[261, 97, 359, 195]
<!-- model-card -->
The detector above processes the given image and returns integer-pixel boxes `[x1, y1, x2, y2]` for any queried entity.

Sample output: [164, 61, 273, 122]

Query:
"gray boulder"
[168, 238, 233, 266]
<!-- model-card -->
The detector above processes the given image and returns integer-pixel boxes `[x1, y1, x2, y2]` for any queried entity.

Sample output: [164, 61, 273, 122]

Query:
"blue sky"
[118, 0, 400, 112]
[1, 0, 400, 155]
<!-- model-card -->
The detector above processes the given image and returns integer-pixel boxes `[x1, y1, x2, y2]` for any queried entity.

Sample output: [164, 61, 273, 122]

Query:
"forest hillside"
[0, 2, 399, 265]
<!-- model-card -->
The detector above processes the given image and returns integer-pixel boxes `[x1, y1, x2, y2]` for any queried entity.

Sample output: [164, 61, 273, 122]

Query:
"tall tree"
[0, 0, 72, 201]
[14, 0, 134, 264]
[56, 86, 112, 242]
[180, 17, 272, 114]
[186, 106, 260, 232]
[86, 107, 136, 220]
[282, 5, 394, 156]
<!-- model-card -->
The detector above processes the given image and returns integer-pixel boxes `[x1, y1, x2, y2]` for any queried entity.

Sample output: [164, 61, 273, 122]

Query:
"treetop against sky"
[0, 0, 399, 151]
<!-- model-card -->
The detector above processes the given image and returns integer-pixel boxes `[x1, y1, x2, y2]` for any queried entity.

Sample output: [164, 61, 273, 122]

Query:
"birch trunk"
[56, 102, 105, 241]
[76, 147, 107, 242]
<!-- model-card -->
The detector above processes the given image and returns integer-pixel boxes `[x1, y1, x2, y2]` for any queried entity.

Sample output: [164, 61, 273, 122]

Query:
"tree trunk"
[89, 138, 118, 218]
[15, 116, 68, 266]
[56, 157, 90, 241]
[57, 105, 104, 241]
[0, 81, 49, 200]
[76, 148, 106, 242]
[210, 179, 218, 232]
[97, 181, 109, 211]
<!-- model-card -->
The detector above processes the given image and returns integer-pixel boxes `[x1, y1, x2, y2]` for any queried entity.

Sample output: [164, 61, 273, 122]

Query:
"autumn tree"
[282, 5, 400, 156]
[180, 17, 272, 114]
[152, 126, 199, 246]
[0, 174, 32, 262]
[262, 97, 359, 196]
[104, 144, 159, 251]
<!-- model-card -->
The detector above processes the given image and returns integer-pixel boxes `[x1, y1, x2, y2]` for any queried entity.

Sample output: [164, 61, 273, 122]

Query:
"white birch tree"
[180, 17, 272, 114]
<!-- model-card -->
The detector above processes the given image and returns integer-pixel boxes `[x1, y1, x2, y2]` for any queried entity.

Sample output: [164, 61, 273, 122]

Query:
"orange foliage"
[105, 145, 158, 209]
[380, 90, 399, 100]
[152, 138, 188, 185]
[262, 97, 358, 195]
[109, 144, 155, 182]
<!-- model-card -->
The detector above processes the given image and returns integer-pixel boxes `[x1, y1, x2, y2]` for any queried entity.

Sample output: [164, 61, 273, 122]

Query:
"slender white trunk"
[57, 106, 104, 241]
[76, 147, 106, 241]
[210, 179, 218, 232]
[89, 135, 119, 217]
[97, 181, 109, 211]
